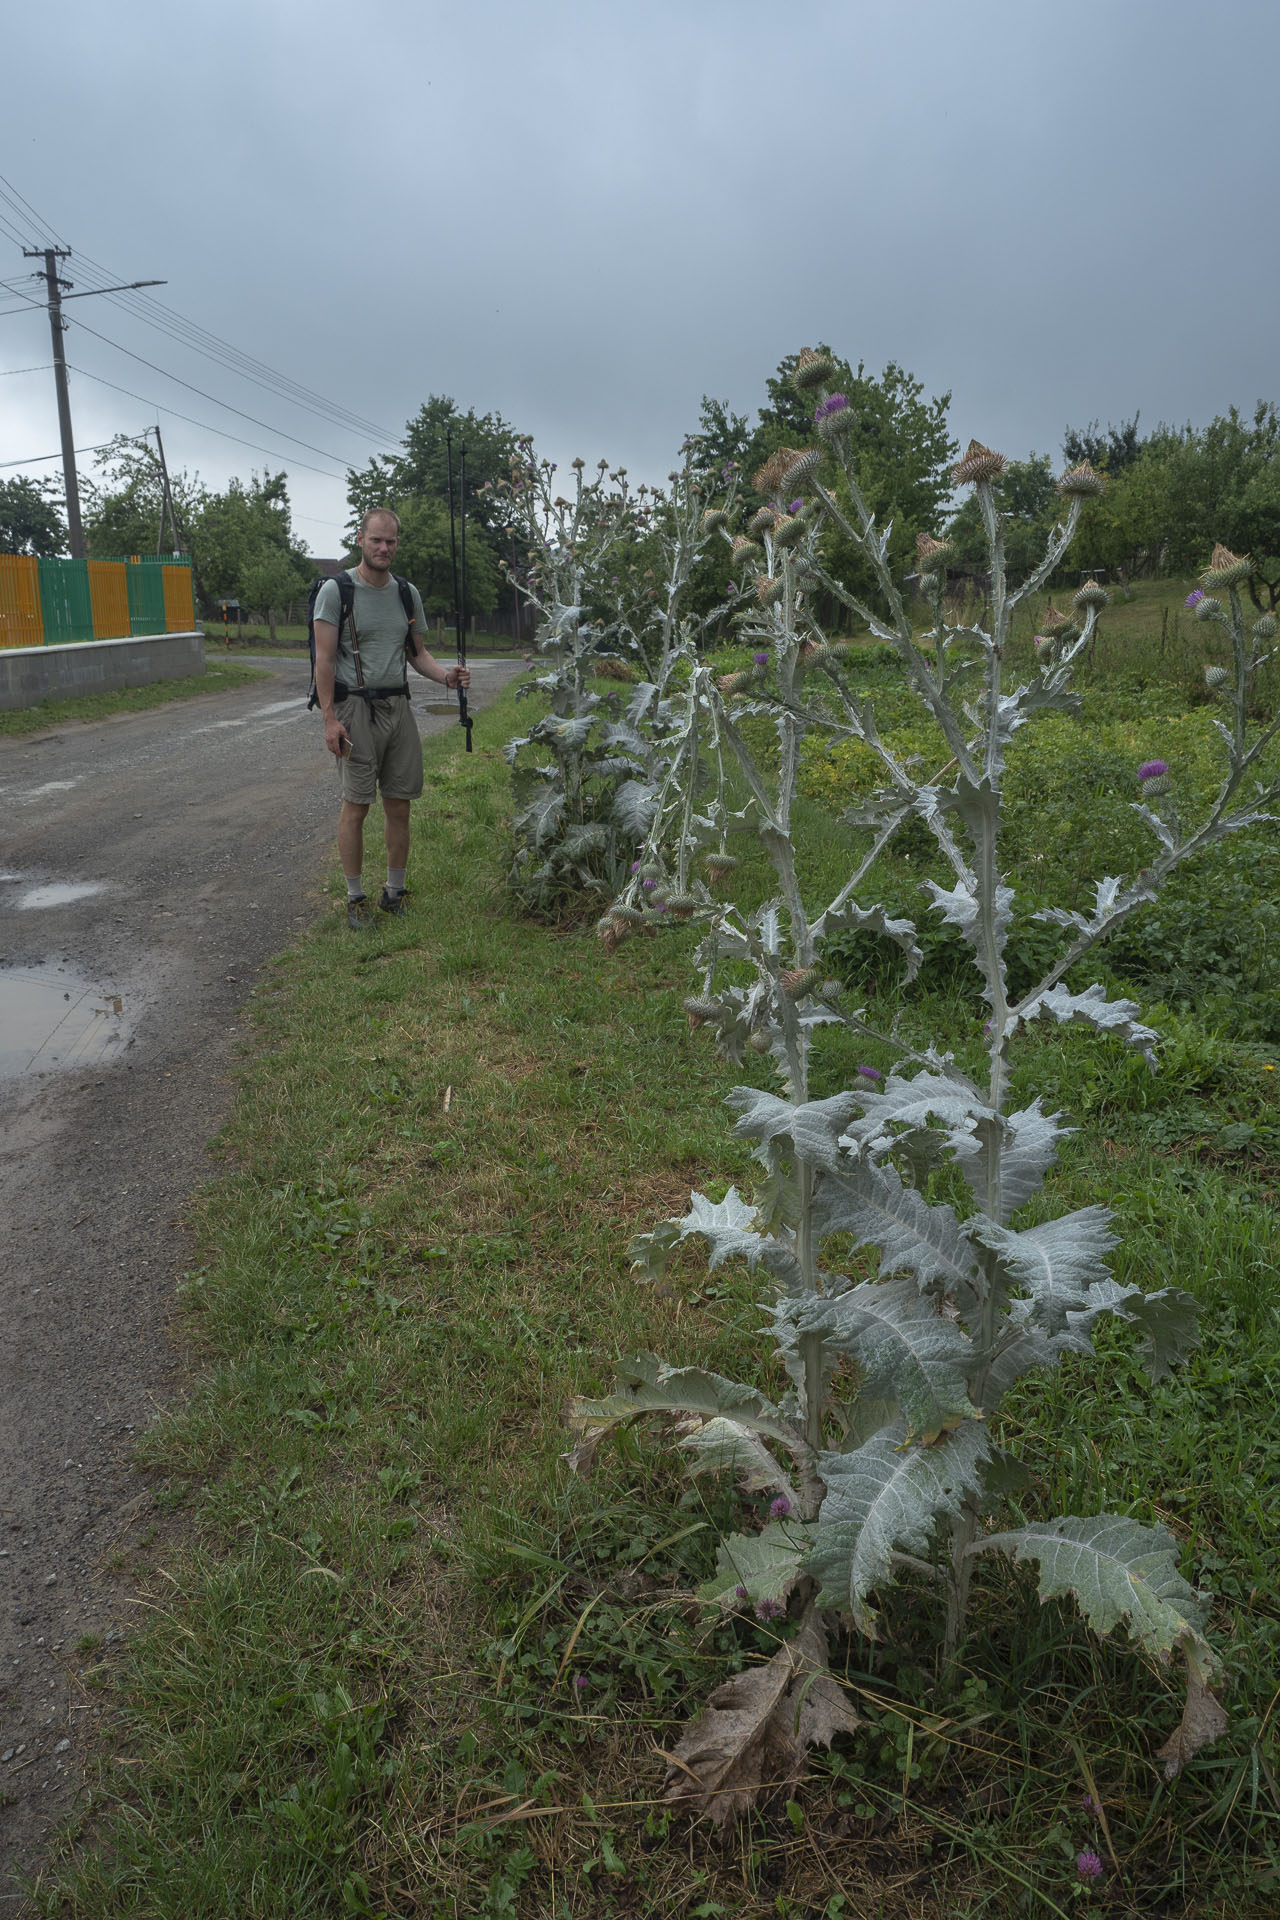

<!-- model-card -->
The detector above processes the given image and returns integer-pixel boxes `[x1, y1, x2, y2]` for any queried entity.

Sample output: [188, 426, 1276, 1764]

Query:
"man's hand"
[323, 712, 351, 758]
[444, 665, 471, 691]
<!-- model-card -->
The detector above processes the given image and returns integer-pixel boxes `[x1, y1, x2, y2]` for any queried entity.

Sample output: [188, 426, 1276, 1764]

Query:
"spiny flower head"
[754, 1597, 786, 1620]
[951, 439, 1007, 486]
[1058, 460, 1106, 498]
[704, 851, 738, 881]
[701, 507, 729, 533]
[792, 347, 836, 391]
[814, 393, 849, 422]
[1253, 612, 1277, 638]
[916, 533, 953, 571]
[1073, 580, 1109, 612]
[1185, 588, 1205, 608]
[748, 505, 777, 537]
[856, 1063, 883, 1083]
[781, 448, 822, 494]
[754, 447, 804, 495]
[1202, 543, 1251, 590]
[1137, 760, 1169, 780]
[753, 650, 770, 666]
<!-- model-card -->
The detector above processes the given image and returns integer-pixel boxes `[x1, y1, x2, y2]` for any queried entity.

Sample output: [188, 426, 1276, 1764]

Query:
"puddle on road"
[0, 962, 132, 1082]
[14, 882, 106, 910]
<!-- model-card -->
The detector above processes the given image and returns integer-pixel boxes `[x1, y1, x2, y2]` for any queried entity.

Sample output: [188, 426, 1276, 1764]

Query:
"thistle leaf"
[781, 1278, 977, 1445]
[727, 1088, 864, 1174]
[680, 1420, 798, 1501]
[977, 1514, 1211, 1668]
[613, 777, 658, 837]
[698, 1521, 813, 1611]
[811, 898, 923, 981]
[1071, 1279, 1200, 1381]
[949, 1099, 1069, 1221]
[1019, 983, 1160, 1065]
[663, 1605, 860, 1825]
[639, 1186, 804, 1290]
[565, 1353, 803, 1471]
[1155, 1654, 1229, 1779]
[964, 1207, 1117, 1333]
[810, 1160, 984, 1322]
[810, 1421, 991, 1633]
[512, 786, 567, 849]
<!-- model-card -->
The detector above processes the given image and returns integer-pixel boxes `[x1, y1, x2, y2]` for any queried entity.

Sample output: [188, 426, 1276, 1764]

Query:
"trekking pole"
[446, 428, 473, 753]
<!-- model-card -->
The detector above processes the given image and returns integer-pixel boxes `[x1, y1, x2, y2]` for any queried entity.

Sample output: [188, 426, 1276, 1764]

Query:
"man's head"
[357, 508, 400, 576]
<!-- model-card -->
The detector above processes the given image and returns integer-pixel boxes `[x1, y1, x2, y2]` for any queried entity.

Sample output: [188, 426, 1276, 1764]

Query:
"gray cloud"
[2, 0, 1276, 552]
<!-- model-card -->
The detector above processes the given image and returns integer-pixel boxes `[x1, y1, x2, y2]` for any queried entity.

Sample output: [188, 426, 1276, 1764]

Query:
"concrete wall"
[0, 631, 205, 713]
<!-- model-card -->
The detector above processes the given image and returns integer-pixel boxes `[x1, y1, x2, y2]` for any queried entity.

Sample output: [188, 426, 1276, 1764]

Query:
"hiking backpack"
[306, 570, 417, 709]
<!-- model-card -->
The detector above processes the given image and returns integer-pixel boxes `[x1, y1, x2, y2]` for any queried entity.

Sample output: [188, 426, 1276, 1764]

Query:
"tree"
[393, 496, 498, 619]
[346, 395, 525, 615]
[0, 475, 67, 556]
[195, 472, 311, 617]
[83, 436, 203, 562]
[691, 351, 957, 623]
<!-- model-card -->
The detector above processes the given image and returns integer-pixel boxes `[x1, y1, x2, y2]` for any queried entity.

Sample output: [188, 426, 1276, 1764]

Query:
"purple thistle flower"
[856, 1064, 883, 1082]
[1185, 588, 1205, 608]
[721, 462, 738, 476]
[1082, 1794, 1102, 1818]
[631, 860, 642, 873]
[753, 651, 770, 666]
[1076, 1851, 1104, 1881]
[573, 1673, 590, 1692]
[734, 1584, 749, 1600]
[769, 1495, 792, 1518]
[1137, 760, 1169, 781]
[641, 877, 658, 889]
[789, 498, 804, 514]
[814, 393, 849, 422]
[754, 1597, 785, 1620]
[653, 901, 667, 913]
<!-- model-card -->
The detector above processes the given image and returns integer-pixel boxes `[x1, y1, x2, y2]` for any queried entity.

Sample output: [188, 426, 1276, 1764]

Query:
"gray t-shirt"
[314, 570, 427, 691]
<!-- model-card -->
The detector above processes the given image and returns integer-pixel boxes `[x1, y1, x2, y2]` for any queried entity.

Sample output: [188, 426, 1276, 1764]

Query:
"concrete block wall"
[0, 632, 205, 713]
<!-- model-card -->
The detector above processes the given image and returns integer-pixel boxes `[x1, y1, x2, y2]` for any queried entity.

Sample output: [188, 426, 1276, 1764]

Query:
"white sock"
[387, 868, 407, 894]
[346, 875, 365, 902]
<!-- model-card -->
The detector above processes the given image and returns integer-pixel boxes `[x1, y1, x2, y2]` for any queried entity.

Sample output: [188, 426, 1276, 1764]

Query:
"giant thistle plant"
[569, 352, 1280, 1821]
[503, 446, 737, 911]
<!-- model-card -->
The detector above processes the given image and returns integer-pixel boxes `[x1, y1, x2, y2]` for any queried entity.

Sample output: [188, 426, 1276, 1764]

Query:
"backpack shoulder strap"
[393, 574, 417, 665]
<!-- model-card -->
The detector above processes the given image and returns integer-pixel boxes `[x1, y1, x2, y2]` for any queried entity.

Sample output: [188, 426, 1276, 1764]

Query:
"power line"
[66, 364, 349, 479]
[56, 306, 363, 467]
[0, 441, 113, 470]
[0, 363, 51, 375]
[0, 172, 398, 444]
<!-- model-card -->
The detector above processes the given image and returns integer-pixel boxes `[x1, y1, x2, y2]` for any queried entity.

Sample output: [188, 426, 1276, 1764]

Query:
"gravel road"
[0, 651, 523, 1903]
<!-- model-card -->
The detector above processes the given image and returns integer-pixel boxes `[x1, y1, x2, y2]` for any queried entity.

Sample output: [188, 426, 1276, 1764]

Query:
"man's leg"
[381, 797, 411, 911]
[339, 800, 371, 902]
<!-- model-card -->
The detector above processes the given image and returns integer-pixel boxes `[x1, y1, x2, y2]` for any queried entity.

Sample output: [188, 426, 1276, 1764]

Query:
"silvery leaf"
[810, 1420, 991, 1633]
[1132, 802, 1179, 852]
[612, 778, 658, 837]
[1069, 1279, 1200, 1381]
[964, 1207, 1117, 1332]
[949, 1099, 1069, 1220]
[727, 1088, 863, 1174]
[698, 1521, 814, 1612]
[977, 1514, 1211, 1665]
[810, 1160, 983, 1322]
[680, 1421, 798, 1501]
[566, 1353, 803, 1466]
[512, 786, 566, 849]
[790, 1276, 978, 1445]
[1020, 984, 1159, 1064]
[811, 899, 923, 981]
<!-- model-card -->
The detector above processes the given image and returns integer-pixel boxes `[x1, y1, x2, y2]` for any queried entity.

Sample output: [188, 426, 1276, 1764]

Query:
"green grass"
[0, 657, 271, 736]
[33, 665, 1280, 1919]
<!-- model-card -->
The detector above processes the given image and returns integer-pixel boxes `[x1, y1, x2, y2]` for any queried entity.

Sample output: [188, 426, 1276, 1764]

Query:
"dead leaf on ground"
[662, 1603, 860, 1824]
[1156, 1662, 1228, 1779]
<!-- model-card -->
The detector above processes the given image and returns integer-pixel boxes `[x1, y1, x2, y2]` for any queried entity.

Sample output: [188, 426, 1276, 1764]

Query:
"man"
[314, 507, 469, 927]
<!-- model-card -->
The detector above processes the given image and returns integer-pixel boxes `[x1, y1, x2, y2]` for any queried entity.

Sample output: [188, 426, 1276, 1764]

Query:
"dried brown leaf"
[663, 1605, 860, 1824]
[1156, 1663, 1228, 1779]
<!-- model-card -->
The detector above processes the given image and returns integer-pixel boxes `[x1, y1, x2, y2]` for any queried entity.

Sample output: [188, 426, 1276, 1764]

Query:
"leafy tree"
[393, 496, 498, 618]
[83, 436, 203, 562]
[346, 395, 525, 614]
[690, 351, 956, 623]
[0, 474, 67, 556]
[195, 472, 310, 614]
[1063, 413, 1144, 476]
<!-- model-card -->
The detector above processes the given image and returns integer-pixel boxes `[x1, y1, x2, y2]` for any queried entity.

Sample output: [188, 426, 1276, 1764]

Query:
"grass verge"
[35, 673, 1280, 1919]
[0, 658, 271, 738]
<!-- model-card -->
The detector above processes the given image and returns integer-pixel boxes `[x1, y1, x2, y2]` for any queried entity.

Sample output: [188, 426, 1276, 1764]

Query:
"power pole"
[22, 247, 165, 561]
[149, 423, 181, 554]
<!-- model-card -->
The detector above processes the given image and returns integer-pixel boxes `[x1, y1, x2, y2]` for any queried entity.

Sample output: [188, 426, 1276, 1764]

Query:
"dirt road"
[0, 652, 523, 1902]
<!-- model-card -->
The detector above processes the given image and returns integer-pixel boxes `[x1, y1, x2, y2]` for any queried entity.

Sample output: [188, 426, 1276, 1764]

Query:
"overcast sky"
[2, 0, 1276, 556]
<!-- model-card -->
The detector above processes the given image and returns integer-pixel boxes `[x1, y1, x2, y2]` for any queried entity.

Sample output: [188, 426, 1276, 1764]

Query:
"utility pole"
[22, 247, 165, 560]
[149, 423, 181, 554]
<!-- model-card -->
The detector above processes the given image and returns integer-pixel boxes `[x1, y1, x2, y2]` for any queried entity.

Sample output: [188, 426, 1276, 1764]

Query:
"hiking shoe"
[347, 894, 374, 929]
[378, 886, 410, 917]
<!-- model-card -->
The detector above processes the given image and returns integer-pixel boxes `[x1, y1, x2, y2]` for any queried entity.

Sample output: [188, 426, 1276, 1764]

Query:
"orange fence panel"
[161, 564, 195, 632]
[88, 561, 131, 641]
[0, 555, 44, 648]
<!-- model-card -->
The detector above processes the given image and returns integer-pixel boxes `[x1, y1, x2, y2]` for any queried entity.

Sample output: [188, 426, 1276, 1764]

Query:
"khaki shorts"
[336, 693, 424, 805]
